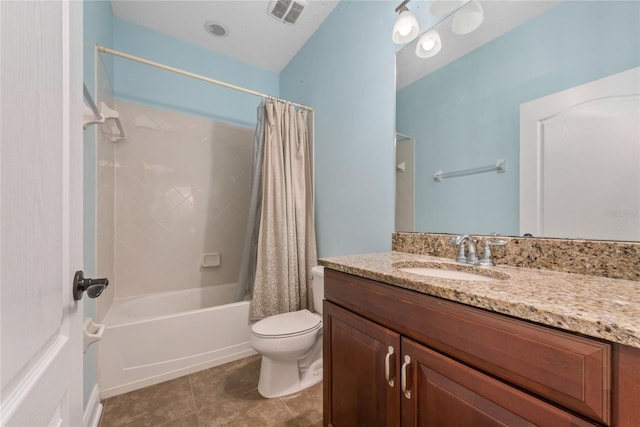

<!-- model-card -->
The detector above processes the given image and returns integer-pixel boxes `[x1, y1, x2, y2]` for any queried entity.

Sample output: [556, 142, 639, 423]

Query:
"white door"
[520, 67, 640, 240]
[1, 1, 84, 426]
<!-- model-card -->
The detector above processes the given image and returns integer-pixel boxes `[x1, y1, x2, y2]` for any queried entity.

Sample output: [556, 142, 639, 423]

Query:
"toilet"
[250, 266, 325, 398]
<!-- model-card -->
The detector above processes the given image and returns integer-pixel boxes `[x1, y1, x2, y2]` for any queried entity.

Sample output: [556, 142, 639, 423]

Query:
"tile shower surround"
[96, 56, 116, 321]
[113, 101, 255, 297]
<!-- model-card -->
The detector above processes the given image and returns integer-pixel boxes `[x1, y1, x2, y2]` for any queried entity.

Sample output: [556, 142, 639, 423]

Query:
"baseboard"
[83, 384, 103, 427]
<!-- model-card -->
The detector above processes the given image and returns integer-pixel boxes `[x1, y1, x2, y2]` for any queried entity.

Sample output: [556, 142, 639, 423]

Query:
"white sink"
[399, 267, 496, 282]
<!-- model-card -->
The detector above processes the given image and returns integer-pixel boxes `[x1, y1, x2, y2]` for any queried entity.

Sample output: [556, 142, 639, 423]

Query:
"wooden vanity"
[322, 268, 640, 426]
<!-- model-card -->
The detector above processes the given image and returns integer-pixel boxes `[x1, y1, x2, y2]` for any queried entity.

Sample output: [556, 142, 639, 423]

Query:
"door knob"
[73, 270, 109, 301]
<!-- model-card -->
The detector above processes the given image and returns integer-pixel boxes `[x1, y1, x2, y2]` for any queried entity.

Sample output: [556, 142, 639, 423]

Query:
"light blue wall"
[81, 8, 280, 409]
[112, 18, 279, 127]
[82, 0, 113, 410]
[397, 0, 640, 236]
[281, 1, 397, 257]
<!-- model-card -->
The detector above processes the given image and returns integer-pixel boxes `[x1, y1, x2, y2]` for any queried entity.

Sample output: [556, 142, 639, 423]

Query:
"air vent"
[268, 0, 307, 24]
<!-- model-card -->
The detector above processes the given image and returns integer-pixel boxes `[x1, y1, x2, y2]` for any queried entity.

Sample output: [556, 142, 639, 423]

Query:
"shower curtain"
[236, 101, 266, 302]
[247, 100, 317, 322]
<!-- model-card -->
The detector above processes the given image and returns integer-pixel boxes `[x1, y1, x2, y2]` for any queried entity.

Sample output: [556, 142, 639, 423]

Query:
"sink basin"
[393, 261, 509, 282]
[398, 267, 496, 282]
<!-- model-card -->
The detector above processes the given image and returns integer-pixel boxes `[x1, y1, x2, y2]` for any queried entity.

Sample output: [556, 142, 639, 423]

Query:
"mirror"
[395, 0, 640, 240]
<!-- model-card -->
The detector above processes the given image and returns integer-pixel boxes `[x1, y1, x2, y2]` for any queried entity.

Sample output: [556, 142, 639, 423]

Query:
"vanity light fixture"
[415, 29, 442, 58]
[451, 0, 484, 35]
[430, 0, 462, 17]
[392, 0, 420, 44]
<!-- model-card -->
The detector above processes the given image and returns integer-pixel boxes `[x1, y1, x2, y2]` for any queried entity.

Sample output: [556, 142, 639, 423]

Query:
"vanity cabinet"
[324, 301, 400, 426]
[323, 269, 640, 426]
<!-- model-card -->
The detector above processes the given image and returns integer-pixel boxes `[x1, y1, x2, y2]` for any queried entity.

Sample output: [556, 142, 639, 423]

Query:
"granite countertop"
[319, 251, 640, 349]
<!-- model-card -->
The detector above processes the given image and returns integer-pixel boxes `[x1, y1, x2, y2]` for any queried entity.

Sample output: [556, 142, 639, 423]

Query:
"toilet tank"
[311, 266, 325, 314]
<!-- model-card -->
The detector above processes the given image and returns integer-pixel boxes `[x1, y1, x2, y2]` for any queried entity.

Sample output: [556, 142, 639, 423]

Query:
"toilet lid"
[252, 309, 321, 337]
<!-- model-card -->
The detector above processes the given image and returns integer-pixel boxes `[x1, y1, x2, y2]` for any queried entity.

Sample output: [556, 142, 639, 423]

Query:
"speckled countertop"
[319, 252, 640, 349]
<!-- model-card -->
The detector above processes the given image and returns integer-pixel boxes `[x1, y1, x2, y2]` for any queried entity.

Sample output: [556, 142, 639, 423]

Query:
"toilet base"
[257, 356, 323, 398]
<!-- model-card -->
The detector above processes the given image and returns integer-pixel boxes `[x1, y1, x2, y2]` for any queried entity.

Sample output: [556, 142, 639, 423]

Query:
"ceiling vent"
[268, 0, 307, 24]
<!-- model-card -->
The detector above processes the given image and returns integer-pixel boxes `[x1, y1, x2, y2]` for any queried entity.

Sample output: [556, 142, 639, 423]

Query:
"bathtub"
[98, 283, 255, 398]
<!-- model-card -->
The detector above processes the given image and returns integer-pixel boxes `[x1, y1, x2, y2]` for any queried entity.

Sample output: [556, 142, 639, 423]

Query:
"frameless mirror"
[395, 0, 640, 241]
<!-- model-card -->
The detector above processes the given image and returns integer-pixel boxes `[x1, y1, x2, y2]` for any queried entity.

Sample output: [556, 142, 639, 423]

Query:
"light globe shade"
[415, 29, 442, 58]
[451, 0, 484, 35]
[392, 10, 420, 44]
[429, 0, 462, 17]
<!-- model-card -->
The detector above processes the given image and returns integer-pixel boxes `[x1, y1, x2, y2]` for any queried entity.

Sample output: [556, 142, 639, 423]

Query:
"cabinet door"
[401, 338, 597, 427]
[324, 302, 401, 427]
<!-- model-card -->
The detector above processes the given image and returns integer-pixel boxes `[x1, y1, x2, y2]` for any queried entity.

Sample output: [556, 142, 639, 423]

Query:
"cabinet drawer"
[325, 269, 611, 424]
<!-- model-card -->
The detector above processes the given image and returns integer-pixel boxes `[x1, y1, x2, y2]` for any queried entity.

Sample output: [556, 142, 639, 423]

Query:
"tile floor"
[98, 355, 323, 427]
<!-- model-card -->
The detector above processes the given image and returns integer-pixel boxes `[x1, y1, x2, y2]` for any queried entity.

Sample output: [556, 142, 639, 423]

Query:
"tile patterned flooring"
[98, 355, 323, 427]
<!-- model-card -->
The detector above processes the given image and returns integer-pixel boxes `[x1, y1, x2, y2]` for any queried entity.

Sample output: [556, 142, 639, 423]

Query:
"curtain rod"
[96, 45, 314, 112]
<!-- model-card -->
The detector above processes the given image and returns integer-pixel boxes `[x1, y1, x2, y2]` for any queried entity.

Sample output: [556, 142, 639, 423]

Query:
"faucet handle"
[448, 235, 464, 244]
[478, 239, 507, 267]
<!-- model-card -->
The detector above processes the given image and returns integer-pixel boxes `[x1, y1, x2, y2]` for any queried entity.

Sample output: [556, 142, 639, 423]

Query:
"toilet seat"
[252, 309, 321, 338]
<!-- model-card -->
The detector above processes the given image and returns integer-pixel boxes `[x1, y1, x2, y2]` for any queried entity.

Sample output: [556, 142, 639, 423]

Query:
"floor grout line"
[186, 373, 201, 427]
[279, 396, 304, 427]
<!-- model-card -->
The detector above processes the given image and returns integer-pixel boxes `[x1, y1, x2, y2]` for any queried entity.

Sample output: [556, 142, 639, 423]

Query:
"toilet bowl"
[250, 266, 324, 398]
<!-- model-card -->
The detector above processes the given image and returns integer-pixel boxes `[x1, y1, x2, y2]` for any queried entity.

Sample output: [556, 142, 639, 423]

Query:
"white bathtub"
[98, 283, 255, 398]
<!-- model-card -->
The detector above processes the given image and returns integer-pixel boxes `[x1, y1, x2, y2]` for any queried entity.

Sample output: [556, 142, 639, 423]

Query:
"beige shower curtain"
[250, 101, 317, 321]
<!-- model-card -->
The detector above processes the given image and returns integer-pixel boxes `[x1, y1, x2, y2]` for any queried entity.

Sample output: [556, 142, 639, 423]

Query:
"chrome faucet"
[452, 234, 507, 266]
[454, 235, 479, 265]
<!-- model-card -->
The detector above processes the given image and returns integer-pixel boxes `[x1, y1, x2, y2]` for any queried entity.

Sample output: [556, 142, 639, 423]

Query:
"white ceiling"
[110, 0, 340, 73]
[110, 1, 562, 88]
[396, 1, 562, 89]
